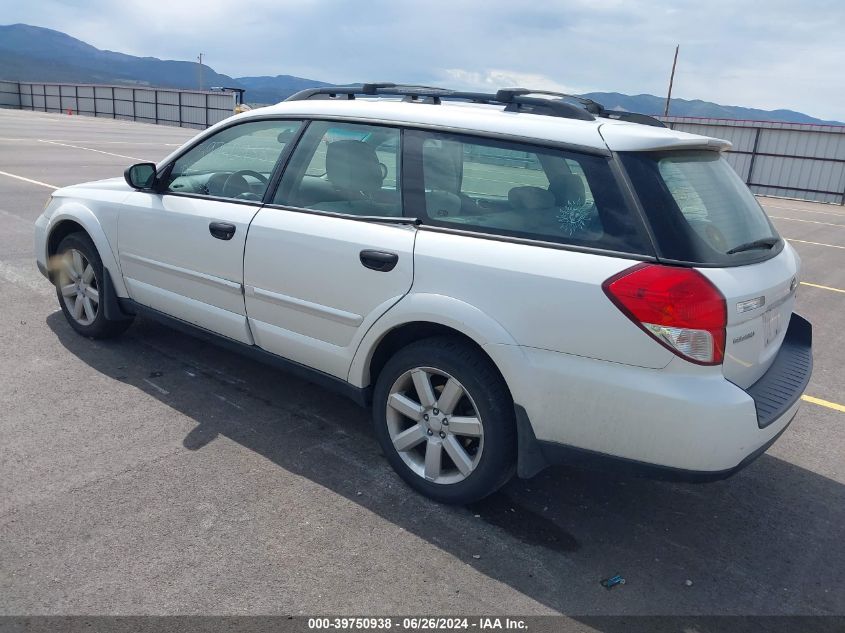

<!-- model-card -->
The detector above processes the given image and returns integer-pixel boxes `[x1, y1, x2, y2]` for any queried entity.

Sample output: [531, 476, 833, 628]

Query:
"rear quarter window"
[404, 130, 652, 255]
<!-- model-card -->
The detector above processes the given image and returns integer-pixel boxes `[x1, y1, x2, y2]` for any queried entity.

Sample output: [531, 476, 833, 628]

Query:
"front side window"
[165, 120, 302, 201]
[274, 121, 402, 217]
[406, 130, 650, 254]
[620, 151, 780, 265]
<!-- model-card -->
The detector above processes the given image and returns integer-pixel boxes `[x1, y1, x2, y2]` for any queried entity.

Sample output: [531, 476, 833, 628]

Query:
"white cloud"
[441, 69, 583, 95]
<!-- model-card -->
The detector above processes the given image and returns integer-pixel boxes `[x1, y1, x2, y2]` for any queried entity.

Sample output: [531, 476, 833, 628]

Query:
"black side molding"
[745, 314, 812, 429]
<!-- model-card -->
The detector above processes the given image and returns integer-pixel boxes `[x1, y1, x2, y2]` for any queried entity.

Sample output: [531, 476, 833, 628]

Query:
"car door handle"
[360, 250, 399, 272]
[209, 221, 236, 241]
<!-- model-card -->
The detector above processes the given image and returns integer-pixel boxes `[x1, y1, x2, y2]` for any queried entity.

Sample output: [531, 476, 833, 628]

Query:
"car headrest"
[548, 174, 586, 206]
[326, 140, 384, 192]
[423, 140, 463, 192]
[508, 186, 555, 210]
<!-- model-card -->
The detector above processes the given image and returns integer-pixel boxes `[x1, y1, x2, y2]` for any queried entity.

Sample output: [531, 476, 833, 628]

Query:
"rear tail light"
[602, 263, 727, 365]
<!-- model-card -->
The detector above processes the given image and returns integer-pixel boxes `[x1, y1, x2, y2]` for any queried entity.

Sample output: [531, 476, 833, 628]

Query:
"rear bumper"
[501, 313, 812, 480]
[517, 402, 797, 482]
[746, 314, 812, 429]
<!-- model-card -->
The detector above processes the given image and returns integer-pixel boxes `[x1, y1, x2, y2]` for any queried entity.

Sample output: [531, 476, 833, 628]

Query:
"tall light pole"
[664, 44, 679, 117]
[197, 53, 204, 91]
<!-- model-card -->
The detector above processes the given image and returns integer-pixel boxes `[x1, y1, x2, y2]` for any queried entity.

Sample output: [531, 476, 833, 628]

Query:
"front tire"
[54, 233, 133, 339]
[373, 336, 516, 504]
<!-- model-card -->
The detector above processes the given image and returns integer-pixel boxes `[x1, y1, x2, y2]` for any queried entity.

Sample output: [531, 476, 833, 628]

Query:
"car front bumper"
[34, 212, 50, 279]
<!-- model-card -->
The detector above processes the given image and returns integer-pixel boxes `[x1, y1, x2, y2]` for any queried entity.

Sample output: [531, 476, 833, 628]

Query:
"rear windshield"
[620, 150, 782, 265]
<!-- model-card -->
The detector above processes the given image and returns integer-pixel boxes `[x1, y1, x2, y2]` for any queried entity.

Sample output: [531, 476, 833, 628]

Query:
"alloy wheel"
[58, 248, 100, 326]
[386, 367, 484, 485]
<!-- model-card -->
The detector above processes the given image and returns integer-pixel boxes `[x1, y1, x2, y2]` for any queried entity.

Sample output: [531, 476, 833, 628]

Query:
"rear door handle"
[360, 250, 399, 272]
[209, 221, 236, 240]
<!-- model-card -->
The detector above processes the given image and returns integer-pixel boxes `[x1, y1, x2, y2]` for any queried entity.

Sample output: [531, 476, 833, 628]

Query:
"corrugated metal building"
[663, 116, 845, 205]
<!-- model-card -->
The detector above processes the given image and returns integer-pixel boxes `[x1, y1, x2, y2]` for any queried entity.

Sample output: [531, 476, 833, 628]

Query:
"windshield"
[620, 150, 781, 265]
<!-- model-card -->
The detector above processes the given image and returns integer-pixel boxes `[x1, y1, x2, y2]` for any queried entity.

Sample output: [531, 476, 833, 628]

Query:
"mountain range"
[0, 23, 838, 125]
[0, 24, 331, 104]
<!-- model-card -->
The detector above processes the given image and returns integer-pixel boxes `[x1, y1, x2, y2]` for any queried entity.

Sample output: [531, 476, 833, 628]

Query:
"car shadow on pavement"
[48, 313, 845, 617]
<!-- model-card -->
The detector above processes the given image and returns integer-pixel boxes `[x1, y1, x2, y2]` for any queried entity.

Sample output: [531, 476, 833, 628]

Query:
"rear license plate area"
[763, 308, 782, 347]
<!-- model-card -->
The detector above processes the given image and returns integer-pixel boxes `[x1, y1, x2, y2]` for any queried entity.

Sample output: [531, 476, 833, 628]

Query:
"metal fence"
[0, 80, 237, 130]
[663, 116, 845, 205]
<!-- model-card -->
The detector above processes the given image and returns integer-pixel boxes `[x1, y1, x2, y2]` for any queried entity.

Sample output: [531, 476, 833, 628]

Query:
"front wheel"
[373, 336, 516, 504]
[54, 233, 133, 338]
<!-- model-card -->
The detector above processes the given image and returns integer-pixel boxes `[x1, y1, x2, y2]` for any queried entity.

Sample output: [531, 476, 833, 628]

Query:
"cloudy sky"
[6, 0, 845, 120]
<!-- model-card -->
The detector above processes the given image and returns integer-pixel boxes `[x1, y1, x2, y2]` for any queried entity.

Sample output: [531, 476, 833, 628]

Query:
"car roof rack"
[287, 84, 594, 122]
[286, 83, 667, 127]
[493, 88, 666, 127]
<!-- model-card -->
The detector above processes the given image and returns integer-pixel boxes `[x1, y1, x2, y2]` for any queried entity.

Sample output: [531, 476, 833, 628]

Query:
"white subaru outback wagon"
[34, 84, 813, 504]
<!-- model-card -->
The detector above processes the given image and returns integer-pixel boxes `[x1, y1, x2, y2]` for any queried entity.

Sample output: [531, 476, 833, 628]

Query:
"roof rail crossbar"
[495, 89, 603, 113]
[502, 96, 594, 121]
[598, 111, 667, 128]
[285, 84, 665, 126]
[494, 88, 666, 127]
[361, 82, 397, 94]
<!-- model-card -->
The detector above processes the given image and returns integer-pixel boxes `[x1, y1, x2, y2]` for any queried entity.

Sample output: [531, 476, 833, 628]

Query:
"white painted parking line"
[0, 260, 52, 295]
[786, 238, 845, 250]
[0, 170, 58, 190]
[0, 209, 38, 231]
[769, 215, 845, 228]
[763, 204, 845, 218]
[142, 378, 170, 395]
[38, 139, 151, 162]
[56, 140, 182, 146]
[0, 137, 182, 146]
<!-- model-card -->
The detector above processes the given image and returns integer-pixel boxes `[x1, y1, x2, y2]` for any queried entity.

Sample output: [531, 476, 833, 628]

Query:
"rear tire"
[54, 233, 133, 339]
[373, 336, 516, 504]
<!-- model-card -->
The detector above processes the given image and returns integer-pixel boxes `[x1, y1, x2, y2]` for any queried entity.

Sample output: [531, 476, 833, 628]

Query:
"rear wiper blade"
[726, 237, 779, 255]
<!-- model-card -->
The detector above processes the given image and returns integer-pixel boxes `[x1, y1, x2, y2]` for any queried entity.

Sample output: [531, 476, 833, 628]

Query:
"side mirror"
[124, 163, 157, 190]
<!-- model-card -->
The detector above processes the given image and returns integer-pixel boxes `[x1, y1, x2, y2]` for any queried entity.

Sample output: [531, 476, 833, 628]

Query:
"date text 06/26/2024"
[307, 617, 528, 630]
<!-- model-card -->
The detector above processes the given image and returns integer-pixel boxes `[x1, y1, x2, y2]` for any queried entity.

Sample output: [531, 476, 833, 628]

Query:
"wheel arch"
[45, 205, 128, 297]
[349, 293, 524, 394]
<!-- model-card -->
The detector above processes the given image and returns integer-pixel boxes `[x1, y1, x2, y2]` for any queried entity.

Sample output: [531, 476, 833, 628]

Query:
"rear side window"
[274, 121, 402, 217]
[405, 130, 651, 255]
[620, 151, 781, 265]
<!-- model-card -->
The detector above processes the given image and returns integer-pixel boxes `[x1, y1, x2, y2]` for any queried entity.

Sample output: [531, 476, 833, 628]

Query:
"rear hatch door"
[617, 148, 800, 388]
[699, 246, 799, 388]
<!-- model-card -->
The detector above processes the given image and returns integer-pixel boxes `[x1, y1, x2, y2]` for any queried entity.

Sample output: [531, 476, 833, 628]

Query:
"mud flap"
[102, 269, 134, 321]
[514, 404, 549, 479]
